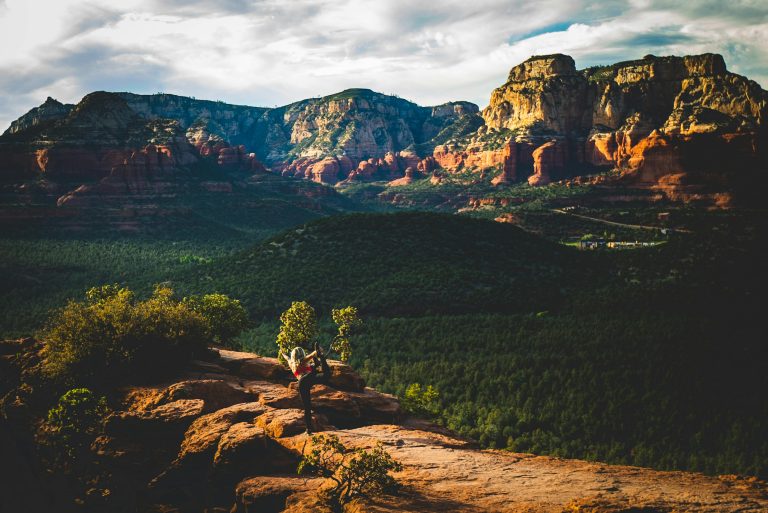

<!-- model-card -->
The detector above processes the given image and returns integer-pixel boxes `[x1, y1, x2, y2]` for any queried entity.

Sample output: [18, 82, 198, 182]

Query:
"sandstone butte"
[1, 338, 766, 513]
[0, 53, 765, 214]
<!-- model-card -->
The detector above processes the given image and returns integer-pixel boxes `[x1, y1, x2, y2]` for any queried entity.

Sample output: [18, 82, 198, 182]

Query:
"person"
[281, 342, 330, 434]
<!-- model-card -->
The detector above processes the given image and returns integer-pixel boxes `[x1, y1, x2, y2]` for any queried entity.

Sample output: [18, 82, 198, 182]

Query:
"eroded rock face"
[0, 88, 481, 192]
[278, 91, 478, 164]
[3, 97, 74, 136]
[104, 398, 206, 439]
[529, 140, 569, 186]
[477, 53, 767, 195]
[484, 54, 590, 135]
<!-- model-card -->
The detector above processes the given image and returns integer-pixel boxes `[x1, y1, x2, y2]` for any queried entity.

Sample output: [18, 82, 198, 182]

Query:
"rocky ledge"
[2, 339, 766, 513]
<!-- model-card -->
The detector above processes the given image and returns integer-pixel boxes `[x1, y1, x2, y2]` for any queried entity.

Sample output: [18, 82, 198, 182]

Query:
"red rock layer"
[279, 150, 425, 186]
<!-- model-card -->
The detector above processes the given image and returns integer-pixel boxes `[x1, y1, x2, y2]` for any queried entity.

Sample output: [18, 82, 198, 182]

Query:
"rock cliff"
[468, 53, 767, 199]
[0, 88, 479, 214]
[1, 339, 766, 513]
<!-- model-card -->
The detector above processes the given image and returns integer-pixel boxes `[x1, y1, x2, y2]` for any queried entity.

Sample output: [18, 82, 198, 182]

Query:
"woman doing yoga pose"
[281, 342, 330, 434]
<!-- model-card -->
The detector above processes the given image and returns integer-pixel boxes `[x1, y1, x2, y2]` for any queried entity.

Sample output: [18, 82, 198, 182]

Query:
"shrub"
[183, 293, 249, 345]
[402, 383, 440, 417]
[330, 306, 362, 363]
[276, 301, 318, 363]
[41, 284, 211, 387]
[298, 434, 402, 509]
[276, 302, 361, 362]
[43, 388, 108, 464]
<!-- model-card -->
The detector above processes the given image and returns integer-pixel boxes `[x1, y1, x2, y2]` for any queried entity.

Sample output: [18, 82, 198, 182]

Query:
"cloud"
[0, 0, 766, 131]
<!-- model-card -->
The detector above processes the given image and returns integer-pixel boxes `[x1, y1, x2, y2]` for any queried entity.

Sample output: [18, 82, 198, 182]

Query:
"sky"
[0, 0, 767, 130]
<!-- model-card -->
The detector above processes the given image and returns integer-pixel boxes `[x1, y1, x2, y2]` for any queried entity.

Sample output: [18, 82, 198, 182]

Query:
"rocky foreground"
[2, 340, 766, 513]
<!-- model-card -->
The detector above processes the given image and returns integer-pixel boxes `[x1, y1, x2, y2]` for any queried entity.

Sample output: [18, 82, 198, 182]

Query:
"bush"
[276, 301, 318, 363]
[402, 383, 440, 418]
[41, 284, 211, 387]
[298, 434, 402, 509]
[183, 293, 249, 345]
[330, 306, 362, 362]
[43, 388, 108, 465]
[276, 301, 362, 363]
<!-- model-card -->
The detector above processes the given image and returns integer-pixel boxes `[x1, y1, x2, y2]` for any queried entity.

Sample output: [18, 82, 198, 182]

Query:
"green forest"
[1, 210, 766, 477]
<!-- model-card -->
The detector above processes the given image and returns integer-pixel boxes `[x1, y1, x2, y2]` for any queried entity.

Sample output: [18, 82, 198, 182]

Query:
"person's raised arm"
[301, 350, 317, 364]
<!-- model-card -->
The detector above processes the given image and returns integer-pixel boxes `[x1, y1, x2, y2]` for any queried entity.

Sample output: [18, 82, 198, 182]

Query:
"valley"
[1, 49, 767, 513]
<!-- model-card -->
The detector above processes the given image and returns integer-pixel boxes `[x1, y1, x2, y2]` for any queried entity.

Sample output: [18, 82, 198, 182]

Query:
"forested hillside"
[2, 211, 766, 477]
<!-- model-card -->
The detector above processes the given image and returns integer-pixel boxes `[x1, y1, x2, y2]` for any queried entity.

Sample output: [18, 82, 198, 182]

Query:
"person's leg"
[299, 376, 312, 432]
[298, 375, 315, 433]
[315, 346, 331, 385]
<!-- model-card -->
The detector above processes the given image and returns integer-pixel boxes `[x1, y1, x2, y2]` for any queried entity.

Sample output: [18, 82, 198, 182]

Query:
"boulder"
[239, 357, 289, 381]
[276, 383, 399, 425]
[327, 360, 366, 392]
[149, 402, 268, 491]
[355, 160, 378, 179]
[212, 422, 266, 469]
[241, 380, 298, 408]
[346, 388, 402, 423]
[233, 476, 321, 513]
[216, 348, 260, 368]
[387, 167, 418, 187]
[308, 157, 342, 185]
[212, 422, 299, 477]
[286, 383, 361, 424]
[257, 384, 303, 410]
[177, 402, 267, 462]
[105, 399, 205, 439]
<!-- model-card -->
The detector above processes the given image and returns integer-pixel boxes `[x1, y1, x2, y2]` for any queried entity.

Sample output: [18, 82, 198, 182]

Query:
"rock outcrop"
[529, 139, 568, 186]
[475, 53, 767, 198]
[484, 54, 590, 135]
[387, 167, 420, 187]
[1, 339, 766, 513]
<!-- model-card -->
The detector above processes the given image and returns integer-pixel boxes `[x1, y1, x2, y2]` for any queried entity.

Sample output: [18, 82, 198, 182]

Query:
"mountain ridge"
[0, 51, 765, 223]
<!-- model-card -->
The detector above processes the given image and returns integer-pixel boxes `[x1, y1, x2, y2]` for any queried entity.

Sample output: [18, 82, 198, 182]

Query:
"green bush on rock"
[40, 284, 233, 387]
[298, 433, 402, 509]
[43, 388, 109, 465]
[183, 292, 249, 345]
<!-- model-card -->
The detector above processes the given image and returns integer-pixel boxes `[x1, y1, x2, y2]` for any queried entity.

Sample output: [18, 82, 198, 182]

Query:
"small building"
[578, 238, 606, 250]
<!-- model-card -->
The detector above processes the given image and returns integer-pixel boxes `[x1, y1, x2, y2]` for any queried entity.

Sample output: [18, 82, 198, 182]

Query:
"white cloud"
[0, 0, 766, 131]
